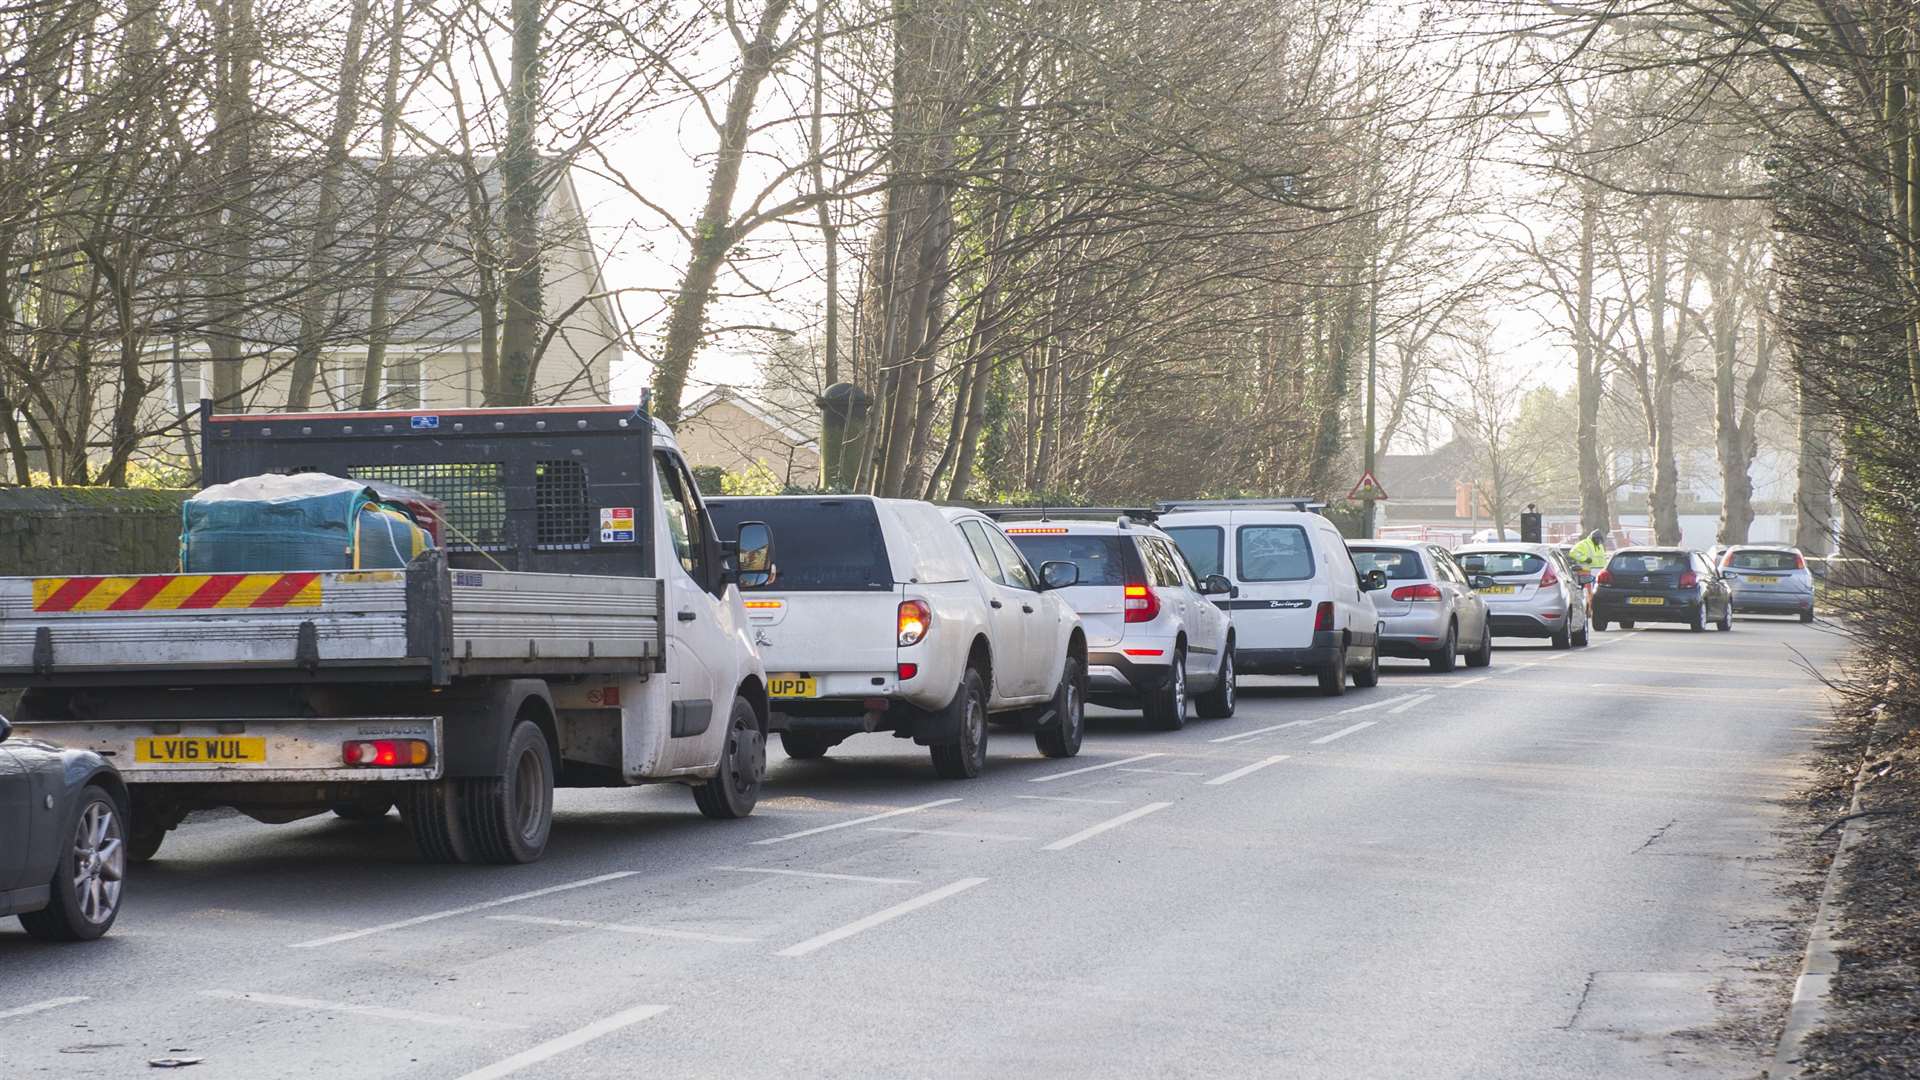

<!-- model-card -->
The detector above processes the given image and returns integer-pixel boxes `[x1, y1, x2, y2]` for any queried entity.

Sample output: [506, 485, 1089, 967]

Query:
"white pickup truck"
[706, 497, 1087, 777]
[0, 401, 773, 865]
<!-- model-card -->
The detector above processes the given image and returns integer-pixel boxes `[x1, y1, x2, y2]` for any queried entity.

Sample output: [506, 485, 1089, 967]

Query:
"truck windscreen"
[708, 498, 895, 591]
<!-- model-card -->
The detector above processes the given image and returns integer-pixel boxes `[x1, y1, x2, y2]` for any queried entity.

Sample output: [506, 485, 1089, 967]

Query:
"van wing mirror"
[734, 521, 774, 588]
[1361, 568, 1389, 592]
[1040, 560, 1080, 590]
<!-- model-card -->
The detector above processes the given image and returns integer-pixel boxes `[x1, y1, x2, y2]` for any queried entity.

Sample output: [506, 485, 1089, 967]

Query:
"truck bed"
[0, 557, 663, 686]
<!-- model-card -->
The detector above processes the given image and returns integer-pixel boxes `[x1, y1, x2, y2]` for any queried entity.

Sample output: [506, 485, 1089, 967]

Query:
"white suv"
[1159, 501, 1384, 696]
[993, 510, 1234, 729]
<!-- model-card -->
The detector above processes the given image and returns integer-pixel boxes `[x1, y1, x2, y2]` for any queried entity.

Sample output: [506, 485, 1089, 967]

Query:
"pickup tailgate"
[742, 589, 902, 698]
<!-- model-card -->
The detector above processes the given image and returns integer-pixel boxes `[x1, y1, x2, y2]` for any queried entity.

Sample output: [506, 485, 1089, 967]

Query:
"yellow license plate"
[768, 675, 818, 698]
[135, 736, 267, 764]
[1628, 596, 1664, 606]
[1480, 585, 1518, 595]
[1747, 576, 1780, 585]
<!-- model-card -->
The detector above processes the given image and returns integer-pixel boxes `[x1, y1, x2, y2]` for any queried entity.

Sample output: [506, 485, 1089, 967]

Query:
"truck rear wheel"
[459, 720, 555, 864]
[694, 697, 763, 819]
[402, 780, 472, 863]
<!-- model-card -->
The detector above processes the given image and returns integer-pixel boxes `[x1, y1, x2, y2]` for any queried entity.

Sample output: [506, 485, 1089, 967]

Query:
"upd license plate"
[768, 675, 818, 698]
[1479, 585, 1518, 596]
[1747, 575, 1781, 585]
[1628, 596, 1664, 606]
[135, 737, 267, 764]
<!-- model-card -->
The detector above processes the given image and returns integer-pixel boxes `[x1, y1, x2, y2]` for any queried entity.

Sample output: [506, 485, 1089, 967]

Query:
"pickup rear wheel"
[930, 669, 989, 779]
[780, 732, 835, 760]
[458, 720, 554, 865]
[694, 697, 763, 819]
[1035, 658, 1086, 758]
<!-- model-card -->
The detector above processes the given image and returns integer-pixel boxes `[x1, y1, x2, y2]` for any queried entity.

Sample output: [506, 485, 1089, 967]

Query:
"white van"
[1159, 500, 1385, 696]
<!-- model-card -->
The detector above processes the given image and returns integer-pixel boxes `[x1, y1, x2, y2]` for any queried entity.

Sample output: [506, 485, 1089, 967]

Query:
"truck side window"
[653, 453, 707, 583]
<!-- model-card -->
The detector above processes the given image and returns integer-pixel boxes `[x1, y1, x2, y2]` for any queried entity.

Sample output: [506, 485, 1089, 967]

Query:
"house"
[677, 387, 819, 485]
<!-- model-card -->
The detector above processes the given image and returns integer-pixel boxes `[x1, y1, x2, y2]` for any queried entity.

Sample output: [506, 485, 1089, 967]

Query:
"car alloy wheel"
[71, 799, 126, 927]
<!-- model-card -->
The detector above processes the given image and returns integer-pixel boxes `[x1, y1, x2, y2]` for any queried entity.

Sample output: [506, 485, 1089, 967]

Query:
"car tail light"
[1795, 553, 1807, 569]
[1678, 571, 1698, 588]
[1596, 569, 1612, 585]
[343, 739, 431, 767]
[1314, 601, 1334, 632]
[897, 662, 918, 680]
[1123, 582, 1160, 624]
[898, 600, 931, 646]
[1539, 565, 1559, 587]
[1390, 583, 1442, 602]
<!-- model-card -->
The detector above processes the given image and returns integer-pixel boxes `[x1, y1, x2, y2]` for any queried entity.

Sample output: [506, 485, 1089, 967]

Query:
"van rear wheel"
[1318, 645, 1349, 696]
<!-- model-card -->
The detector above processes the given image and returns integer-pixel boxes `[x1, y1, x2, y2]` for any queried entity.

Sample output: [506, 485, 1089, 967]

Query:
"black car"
[1, 714, 130, 940]
[1591, 547, 1733, 633]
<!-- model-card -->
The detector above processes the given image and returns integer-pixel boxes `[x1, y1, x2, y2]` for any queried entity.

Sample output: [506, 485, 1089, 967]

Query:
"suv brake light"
[1123, 582, 1160, 623]
[898, 599, 931, 646]
[1677, 571, 1698, 589]
[1390, 583, 1442, 602]
[1539, 565, 1559, 588]
[1314, 601, 1334, 632]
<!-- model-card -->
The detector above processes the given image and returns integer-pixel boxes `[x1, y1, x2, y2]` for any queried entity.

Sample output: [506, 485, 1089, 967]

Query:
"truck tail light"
[1539, 565, 1559, 587]
[1314, 601, 1334, 632]
[897, 600, 931, 646]
[1390, 583, 1442, 602]
[1678, 571, 1698, 588]
[343, 739, 431, 767]
[1123, 583, 1160, 624]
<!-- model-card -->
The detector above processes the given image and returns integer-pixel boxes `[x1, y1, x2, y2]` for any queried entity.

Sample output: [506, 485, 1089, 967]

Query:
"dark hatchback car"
[1, 714, 130, 940]
[1591, 548, 1733, 633]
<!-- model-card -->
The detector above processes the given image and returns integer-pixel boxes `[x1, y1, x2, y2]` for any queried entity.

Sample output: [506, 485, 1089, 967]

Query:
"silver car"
[1719, 546, 1816, 623]
[1348, 542, 1492, 671]
[1454, 543, 1591, 649]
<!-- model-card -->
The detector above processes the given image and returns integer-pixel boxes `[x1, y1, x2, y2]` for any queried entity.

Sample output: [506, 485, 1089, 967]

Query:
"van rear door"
[1227, 520, 1323, 650]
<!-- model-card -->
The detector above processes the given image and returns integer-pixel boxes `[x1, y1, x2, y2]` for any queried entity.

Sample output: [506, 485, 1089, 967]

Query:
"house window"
[388, 354, 423, 409]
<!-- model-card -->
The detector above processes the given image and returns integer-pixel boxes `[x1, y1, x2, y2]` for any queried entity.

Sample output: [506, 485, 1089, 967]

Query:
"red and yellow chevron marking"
[31, 573, 323, 613]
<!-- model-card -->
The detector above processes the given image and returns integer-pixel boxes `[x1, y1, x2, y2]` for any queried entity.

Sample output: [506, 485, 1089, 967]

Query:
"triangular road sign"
[1348, 469, 1388, 501]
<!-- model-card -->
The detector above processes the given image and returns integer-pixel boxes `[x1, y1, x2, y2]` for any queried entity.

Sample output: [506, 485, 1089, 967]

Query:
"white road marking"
[290, 871, 640, 948]
[1387, 694, 1432, 715]
[1203, 755, 1291, 786]
[1014, 794, 1123, 805]
[1028, 752, 1165, 782]
[454, 1002, 670, 1080]
[1338, 693, 1420, 715]
[1444, 675, 1492, 687]
[1042, 802, 1174, 851]
[486, 915, 759, 944]
[1543, 652, 1572, 661]
[0, 997, 88, 1022]
[751, 798, 961, 845]
[868, 827, 1033, 842]
[1209, 719, 1320, 744]
[1116, 767, 1206, 776]
[776, 878, 988, 957]
[711, 865, 916, 886]
[1310, 720, 1377, 745]
[200, 990, 515, 1030]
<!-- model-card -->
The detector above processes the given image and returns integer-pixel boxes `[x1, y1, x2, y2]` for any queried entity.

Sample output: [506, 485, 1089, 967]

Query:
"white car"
[1159, 501, 1384, 697]
[706, 496, 1088, 777]
[995, 510, 1235, 729]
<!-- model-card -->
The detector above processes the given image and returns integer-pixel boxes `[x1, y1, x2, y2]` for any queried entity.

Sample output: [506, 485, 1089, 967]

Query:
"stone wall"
[0, 487, 192, 576]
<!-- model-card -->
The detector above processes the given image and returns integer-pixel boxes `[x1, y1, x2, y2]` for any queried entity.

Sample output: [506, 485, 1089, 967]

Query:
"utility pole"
[1362, 256, 1380, 538]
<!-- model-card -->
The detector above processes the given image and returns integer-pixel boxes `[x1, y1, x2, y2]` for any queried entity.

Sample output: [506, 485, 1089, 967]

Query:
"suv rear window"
[1164, 526, 1224, 579]
[707, 498, 893, 591]
[1608, 551, 1689, 573]
[1004, 532, 1131, 586]
[1728, 550, 1800, 571]
[1236, 525, 1313, 581]
[1457, 551, 1545, 576]
[1349, 547, 1424, 580]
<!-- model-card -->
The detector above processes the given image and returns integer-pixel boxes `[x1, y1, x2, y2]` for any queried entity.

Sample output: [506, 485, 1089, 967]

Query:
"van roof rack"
[1156, 497, 1326, 514]
[979, 506, 1160, 527]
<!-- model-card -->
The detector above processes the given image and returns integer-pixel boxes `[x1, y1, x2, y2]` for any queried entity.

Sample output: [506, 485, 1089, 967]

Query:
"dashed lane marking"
[868, 827, 1033, 842]
[1388, 694, 1432, 715]
[751, 798, 961, 845]
[0, 997, 88, 1022]
[775, 878, 988, 957]
[1338, 693, 1421, 715]
[486, 915, 760, 944]
[290, 871, 640, 948]
[1014, 795, 1123, 805]
[1117, 767, 1205, 776]
[1029, 753, 1165, 782]
[1210, 719, 1321, 744]
[200, 990, 517, 1030]
[1042, 802, 1174, 851]
[454, 1003, 670, 1080]
[1203, 755, 1291, 786]
[1310, 720, 1377, 745]
[711, 865, 916, 886]
[1444, 675, 1492, 687]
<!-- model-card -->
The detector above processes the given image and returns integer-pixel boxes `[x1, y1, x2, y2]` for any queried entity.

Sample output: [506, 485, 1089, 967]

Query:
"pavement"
[0, 618, 1847, 1079]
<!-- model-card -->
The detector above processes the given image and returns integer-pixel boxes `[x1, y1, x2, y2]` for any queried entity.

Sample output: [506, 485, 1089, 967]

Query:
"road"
[1, 618, 1843, 1079]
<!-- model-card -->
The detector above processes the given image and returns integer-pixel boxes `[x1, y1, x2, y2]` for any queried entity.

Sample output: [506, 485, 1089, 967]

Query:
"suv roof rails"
[979, 506, 1160, 527]
[1156, 497, 1326, 514]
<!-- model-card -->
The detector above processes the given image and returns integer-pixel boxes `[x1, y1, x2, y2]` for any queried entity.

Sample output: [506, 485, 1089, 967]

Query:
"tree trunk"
[1794, 381, 1834, 556]
[206, 0, 256, 408]
[362, 0, 408, 405]
[809, 0, 839, 484]
[1645, 202, 1683, 545]
[495, 0, 545, 406]
[1574, 195, 1610, 535]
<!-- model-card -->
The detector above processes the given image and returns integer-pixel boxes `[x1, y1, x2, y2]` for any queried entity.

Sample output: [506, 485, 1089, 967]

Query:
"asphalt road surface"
[1, 618, 1845, 1079]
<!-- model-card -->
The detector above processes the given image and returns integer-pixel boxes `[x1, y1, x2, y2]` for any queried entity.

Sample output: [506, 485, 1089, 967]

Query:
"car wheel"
[1550, 623, 1571, 649]
[930, 668, 989, 779]
[1195, 644, 1236, 719]
[1572, 622, 1590, 647]
[1036, 658, 1086, 757]
[1800, 608, 1815, 624]
[1464, 622, 1493, 668]
[1689, 605, 1706, 632]
[1717, 601, 1733, 632]
[1353, 634, 1381, 688]
[1428, 623, 1458, 673]
[1318, 643, 1349, 697]
[20, 786, 127, 942]
[1592, 616, 1609, 633]
[1143, 648, 1188, 730]
[780, 731, 836, 760]
[694, 696, 764, 819]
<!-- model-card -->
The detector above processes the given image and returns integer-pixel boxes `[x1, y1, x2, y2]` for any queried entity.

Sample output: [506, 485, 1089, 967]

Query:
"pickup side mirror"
[0, 714, 10, 743]
[1202, 573, 1235, 597]
[1361, 568, 1389, 592]
[1039, 560, 1080, 590]
[733, 521, 774, 589]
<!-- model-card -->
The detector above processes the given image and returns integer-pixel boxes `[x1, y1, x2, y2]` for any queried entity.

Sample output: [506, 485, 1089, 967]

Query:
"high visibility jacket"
[1570, 536, 1607, 571]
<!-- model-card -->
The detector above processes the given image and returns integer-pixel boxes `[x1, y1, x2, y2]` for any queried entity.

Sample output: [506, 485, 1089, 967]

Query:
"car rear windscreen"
[1164, 526, 1224, 579]
[1728, 550, 1800, 571]
[1006, 533, 1131, 586]
[707, 498, 894, 590]
[1457, 551, 1545, 576]
[1607, 552, 1689, 573]
[1349, 547, 1425, 580]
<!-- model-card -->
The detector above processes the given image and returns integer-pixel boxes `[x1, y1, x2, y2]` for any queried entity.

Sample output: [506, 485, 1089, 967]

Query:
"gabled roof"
[682, 386, 818, 449]
[1373, 438, 1476, 501]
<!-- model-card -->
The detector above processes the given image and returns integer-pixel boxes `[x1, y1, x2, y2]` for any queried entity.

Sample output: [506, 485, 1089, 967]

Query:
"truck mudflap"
[12, 716, 443, 783]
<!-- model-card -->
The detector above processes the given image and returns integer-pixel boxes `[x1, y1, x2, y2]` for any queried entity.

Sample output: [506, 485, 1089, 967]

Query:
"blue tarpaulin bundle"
[181, 473, 432, 573]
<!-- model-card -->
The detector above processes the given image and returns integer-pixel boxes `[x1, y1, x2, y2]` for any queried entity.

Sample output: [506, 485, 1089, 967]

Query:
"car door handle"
[1021, 604, 1035, 614]
[677, 610, 697, 622]
[990, 599, 1004, 609]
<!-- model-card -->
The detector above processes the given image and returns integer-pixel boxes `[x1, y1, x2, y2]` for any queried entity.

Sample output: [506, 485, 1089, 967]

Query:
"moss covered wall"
[0, 487, 193, 576]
